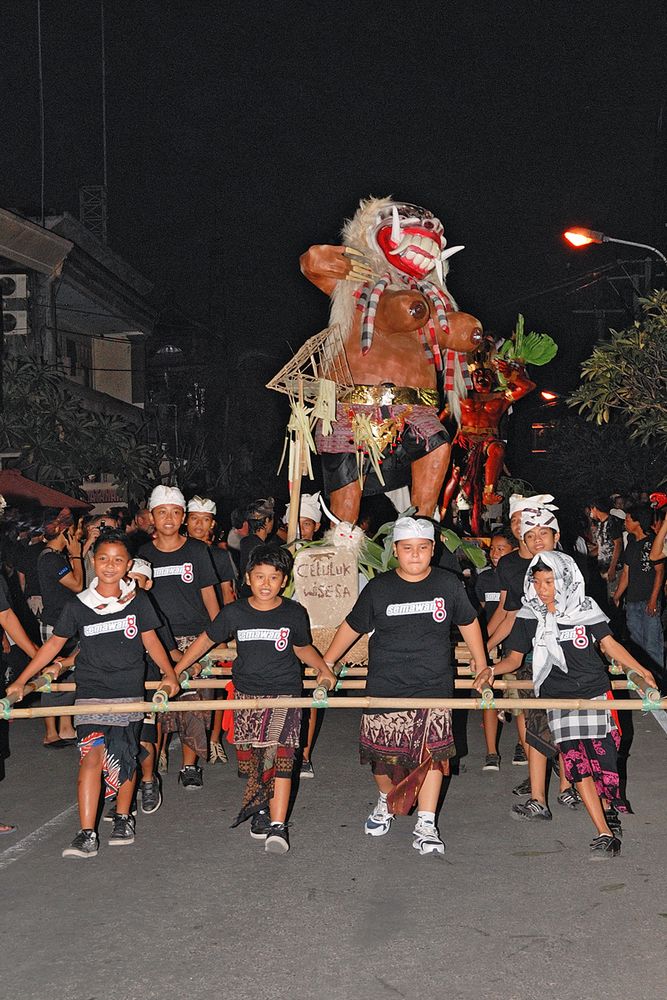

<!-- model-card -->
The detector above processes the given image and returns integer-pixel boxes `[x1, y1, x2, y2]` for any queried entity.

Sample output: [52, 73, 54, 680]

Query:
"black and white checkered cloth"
[39, 621, 53, 644]
[547, 695, 612, 745]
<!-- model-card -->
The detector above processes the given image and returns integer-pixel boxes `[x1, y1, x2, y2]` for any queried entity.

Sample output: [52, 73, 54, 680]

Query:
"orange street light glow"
[563, 227, 603, 247]
[540, 390, 559, 402]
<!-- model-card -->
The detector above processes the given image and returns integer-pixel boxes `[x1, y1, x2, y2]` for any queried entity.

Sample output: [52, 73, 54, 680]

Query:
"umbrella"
[0, 469, 92, 509]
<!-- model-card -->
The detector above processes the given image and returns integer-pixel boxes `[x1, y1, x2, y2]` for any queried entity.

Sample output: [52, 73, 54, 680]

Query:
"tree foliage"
[569, 291, 667, 450]
[0, 358, 162, 502]
[538, 413, 664, 505]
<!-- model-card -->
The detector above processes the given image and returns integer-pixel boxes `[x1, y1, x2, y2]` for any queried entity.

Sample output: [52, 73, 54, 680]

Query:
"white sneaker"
[412, 817, 445, 855]
[364, 795, 394, 837]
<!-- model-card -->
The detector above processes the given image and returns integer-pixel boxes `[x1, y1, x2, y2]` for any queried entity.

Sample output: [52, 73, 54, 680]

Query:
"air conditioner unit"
[0, 273, 29, 336]
[0, 274, 27, 298]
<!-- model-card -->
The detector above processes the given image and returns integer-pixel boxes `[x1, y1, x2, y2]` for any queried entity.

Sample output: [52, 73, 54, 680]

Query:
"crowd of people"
[0, 482, 665, 862]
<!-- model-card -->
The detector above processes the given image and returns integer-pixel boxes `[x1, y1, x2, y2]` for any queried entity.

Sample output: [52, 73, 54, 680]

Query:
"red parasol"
[0, 469, 92, 509]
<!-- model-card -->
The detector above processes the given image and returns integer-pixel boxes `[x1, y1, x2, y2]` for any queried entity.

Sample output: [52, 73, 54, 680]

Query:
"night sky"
[2, 1, 666, 397]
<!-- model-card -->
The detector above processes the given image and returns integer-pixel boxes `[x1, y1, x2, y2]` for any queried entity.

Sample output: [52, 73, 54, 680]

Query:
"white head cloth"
[187, 495, 216, 515]
[518, 550, 608, 694]
[128, 557, 152, 580]
[149, 485, 185, 511]
[509, 493, 557, 518]
[283, 492, 322, 525]
[520, 505, 560, 537]
[393, 516, 435, 542]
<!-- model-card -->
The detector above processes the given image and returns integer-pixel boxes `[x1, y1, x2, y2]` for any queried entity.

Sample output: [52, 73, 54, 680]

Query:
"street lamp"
[563, 227, 667, 267]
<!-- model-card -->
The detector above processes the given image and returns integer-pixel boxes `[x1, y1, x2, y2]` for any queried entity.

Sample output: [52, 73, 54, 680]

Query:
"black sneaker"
[299, 759, 315, 779]
[62, 829, 98, 859]
[482, 753, 501, 771]
[557, 786, 581, 810]
[178, 765, 203, 790]
[140, 779, 162, 814]
[605, 808, 623, 838]
[265, 823, 290, 854]
[512, 777, 531, 796]
[510, 798, 552, 821]
[250, 809, 272, 840]
[590, 834, 622, 860]
[109, 813, 135, 846]
[512, 742, 528, 765]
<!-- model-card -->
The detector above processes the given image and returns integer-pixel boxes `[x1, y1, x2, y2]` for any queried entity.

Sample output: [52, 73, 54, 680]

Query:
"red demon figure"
[300, 196, 483, 524]
[441, 339, 536, 534]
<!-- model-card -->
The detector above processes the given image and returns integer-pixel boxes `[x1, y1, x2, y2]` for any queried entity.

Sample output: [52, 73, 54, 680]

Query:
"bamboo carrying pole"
[1, 662, 69, 707]
[37, 678, 637, 692]
[4, 695, 667, 719]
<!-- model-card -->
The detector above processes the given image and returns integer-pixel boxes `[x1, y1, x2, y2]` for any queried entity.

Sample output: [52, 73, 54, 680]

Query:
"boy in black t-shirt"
[324, 517, 488, 857]
[8, 530, 180, 859]
[176, 545, 335, 854]
[475, 551, 656, 859]
[474, 530, 516, 770]
[186, 495, 236, 766]
[485, 495, 553, 769]
[139, 485, 220, 788]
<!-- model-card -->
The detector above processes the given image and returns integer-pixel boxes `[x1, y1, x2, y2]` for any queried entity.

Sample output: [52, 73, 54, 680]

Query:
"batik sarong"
[231, 691, 301, 827]
[359, 708, 455, 815]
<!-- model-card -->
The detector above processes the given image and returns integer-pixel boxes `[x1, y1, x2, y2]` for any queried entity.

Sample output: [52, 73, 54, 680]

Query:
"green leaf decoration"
[498, 313, 558, 366]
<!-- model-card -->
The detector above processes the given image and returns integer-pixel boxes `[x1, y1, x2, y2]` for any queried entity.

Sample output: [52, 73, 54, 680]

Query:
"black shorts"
[320, 424, 450, 495]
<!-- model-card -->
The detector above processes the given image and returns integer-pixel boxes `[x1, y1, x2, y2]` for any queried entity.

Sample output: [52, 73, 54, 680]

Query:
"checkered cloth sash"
[547, 694, 613, 744]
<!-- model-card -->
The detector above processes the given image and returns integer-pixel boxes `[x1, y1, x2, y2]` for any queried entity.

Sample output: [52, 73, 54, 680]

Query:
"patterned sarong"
[76, 721, 142, 799]
[231, 691, 302, 827]
[161, 635, 213, 759]
[359, 708, 455, 815]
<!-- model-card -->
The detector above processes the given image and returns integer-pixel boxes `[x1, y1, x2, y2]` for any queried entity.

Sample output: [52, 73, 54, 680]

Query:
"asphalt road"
[1, 706, 666, 1000]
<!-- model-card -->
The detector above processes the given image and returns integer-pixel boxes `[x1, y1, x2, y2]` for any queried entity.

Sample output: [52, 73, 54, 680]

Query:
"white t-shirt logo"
[153, 563, 195, 584]
[83, 615, 139, 638]
[237, 627, 291, 650]
[386, 599, 447, 623]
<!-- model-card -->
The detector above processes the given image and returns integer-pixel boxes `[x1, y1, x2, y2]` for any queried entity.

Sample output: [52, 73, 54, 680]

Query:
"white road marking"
[0, 803, 78, 871]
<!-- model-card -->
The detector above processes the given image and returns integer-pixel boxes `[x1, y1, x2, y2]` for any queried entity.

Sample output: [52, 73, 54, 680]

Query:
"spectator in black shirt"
[614, 504, 665, 682]
[186, 495, 236, 765]
[238, 498, 278, 597]
[37, 508, 85, 745]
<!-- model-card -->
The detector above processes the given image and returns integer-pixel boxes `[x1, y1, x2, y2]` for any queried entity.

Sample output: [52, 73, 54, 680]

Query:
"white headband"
[187, 495, 216, 515]
[509, 493, 557, 517]
[521, 506, 560, 536]
[284, 492, 322, 525]
[129, 557, 152, 580]
[393, 516, 435, 542]
[148, 485, 186, 511]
